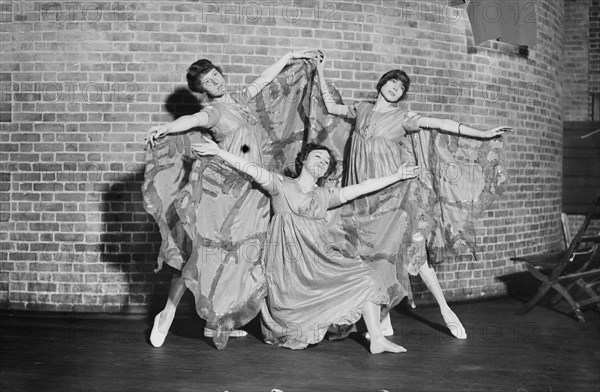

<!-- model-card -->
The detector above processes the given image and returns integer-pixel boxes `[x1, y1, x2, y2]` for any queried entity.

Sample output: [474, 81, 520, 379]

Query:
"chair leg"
[579, 278, 598, 299]
[525, 263, 549, 282]
[550, 280, 578, 306]
[551, 282, 586, 324]
[517, 282, 553, 315]
[573, 307, 586, 324]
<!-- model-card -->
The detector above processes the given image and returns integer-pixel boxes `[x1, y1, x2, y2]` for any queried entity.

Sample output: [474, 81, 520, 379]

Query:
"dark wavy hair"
[292, 143, 337, 186]
[186, 59, 223, 94]
[376, 69, 410, 102]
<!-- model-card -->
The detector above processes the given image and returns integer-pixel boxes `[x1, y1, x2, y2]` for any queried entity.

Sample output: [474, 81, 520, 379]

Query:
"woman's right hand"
[191, 137, 222, 157]
[316, 51, 325, 74]
[397, 163, 421, 180]
[145, 125, 169, 149]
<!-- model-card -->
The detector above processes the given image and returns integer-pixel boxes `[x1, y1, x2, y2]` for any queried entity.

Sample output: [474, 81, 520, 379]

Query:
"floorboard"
[1, 297, 599, 392]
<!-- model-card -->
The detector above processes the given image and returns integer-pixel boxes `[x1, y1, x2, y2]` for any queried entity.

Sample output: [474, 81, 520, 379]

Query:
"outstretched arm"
[191, 138, 274, 188]
[246, 50, 320, 100]
[340, 163, 420, 202]
[416, 117, 512, 139]
[145, 111, 213, 148]
[316, 53, 350, 117]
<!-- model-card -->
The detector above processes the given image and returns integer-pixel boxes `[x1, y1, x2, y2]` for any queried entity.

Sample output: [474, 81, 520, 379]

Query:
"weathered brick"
[28, 282, 56, 292]
[0, 0, 569, 313]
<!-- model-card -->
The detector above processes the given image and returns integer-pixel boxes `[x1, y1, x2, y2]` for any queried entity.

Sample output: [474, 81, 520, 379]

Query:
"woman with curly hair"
[144, 51, 318, 349]
[192, 140, 420, 353]
[316, 55, 511, 340]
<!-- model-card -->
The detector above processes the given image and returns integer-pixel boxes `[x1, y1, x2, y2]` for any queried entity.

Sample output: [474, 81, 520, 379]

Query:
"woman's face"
[303, 149, 331, 179]
[199, 68, 226, 97]
[379, 79, 404, 103]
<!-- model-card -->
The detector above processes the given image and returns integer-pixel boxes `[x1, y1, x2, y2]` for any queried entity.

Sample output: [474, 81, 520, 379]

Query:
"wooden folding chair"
[511, 197, 600, 323]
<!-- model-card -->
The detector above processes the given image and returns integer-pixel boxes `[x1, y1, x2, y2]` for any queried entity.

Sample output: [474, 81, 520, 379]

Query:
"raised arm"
[191, 138, 274, 188]
[245, 50, 320, 100]
[316, 54, 350, 117]
[416, 117, 512, 139]
[145, 111, 213, 148]
[339, 163, 420, 202]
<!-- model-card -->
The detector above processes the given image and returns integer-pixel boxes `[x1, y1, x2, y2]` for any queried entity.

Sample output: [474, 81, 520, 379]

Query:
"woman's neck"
[210, 94, 230, 103]
[373, 95, 397, 112]
[295, 170, 317, 192]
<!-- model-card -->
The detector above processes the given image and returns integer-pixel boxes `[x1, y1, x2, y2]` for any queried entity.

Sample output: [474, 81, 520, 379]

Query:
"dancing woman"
[316, 56, 511, 339]
[144, 50, 318, 349]
[192, 140, 420, 354]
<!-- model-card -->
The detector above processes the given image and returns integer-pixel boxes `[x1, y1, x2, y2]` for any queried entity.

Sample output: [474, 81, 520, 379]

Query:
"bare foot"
[441, 308, 467, 339]
[369, 336, 407, 354]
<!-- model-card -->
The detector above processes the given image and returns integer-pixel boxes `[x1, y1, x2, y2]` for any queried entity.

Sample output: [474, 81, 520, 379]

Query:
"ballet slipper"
[150, 311, 168, 347]
[441, 308, 467, 339]
[204, 327, 248, 338]
[369, 336, 407, 354]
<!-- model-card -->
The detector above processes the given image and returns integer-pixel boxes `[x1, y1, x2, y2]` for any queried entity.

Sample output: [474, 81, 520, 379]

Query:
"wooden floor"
[1, 297, 599, 392]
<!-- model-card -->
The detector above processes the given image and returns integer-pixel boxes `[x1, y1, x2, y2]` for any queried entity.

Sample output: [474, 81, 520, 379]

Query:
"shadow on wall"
[99, 88, 202, 314]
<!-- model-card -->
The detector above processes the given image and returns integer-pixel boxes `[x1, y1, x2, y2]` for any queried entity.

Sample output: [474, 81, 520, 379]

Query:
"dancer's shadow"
[395, 306, 454, 337]
[98, 165, 153, 315]
[164, 87, 202, 119]
[99, 87, 204, 339]
[496, 270, 541, 303]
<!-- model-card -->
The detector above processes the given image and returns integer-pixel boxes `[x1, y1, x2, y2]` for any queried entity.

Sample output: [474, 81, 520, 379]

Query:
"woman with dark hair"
[143, 50, 318, 349]
[315, 56, 511, 339]
[192, 140, 420, 353]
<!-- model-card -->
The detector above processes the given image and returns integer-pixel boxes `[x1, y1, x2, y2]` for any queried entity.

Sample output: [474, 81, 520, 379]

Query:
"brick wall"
[591, 1, 600, 96]
[563, 0, 590, 121]
[0, 0, 565, 312]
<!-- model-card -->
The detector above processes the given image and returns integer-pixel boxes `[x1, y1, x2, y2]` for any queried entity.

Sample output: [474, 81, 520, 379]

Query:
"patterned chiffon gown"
[308, 91, 507, 309]
[260, 175, 389, 349]
[143, 62, 315, 349]
[337, 102, 507, 307]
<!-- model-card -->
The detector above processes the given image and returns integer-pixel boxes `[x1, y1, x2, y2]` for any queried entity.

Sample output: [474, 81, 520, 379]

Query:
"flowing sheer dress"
[338, 102, 507, 306]
[307, 92, 507, 307]
[260, 175, 389, 349]
[143, 62, 315, 349]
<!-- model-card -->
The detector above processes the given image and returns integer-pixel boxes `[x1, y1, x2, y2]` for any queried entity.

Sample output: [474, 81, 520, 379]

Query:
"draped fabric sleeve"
[142, 130, 207, 272]
[230, 87, 251, 106]
[247, 60, 316, 174]
[344, 103, 358, 120]
[192, 105, 220, 129]
[345, 102, 373, 121]
[410, 123, 509, 263]
[401, 111, 424, 133]
[318, 186, 343, 210]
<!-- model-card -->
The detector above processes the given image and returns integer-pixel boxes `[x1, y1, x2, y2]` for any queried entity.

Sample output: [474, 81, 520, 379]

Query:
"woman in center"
[192, 141, 419, 354]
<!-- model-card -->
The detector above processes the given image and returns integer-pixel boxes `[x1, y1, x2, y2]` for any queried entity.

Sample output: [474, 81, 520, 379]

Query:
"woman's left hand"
[481, 126, 513, 138]
[289, 49, 321, 61]
[191, 137, 221, 157]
